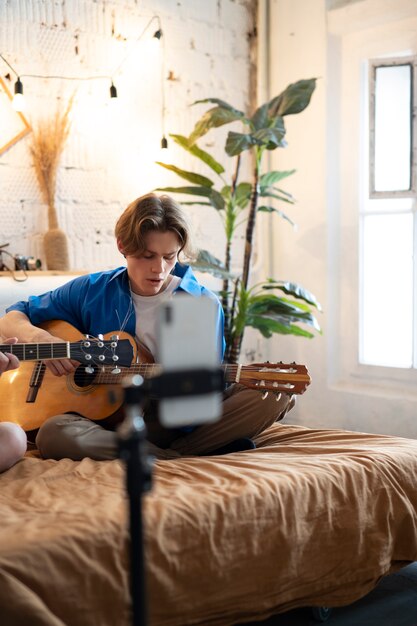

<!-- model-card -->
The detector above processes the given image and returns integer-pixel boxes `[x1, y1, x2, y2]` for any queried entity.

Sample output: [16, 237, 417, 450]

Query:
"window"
[359, 57, 417, 369]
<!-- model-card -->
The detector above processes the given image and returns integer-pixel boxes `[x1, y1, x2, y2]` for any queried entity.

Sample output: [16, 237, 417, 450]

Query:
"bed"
[1, 421, 417, 626]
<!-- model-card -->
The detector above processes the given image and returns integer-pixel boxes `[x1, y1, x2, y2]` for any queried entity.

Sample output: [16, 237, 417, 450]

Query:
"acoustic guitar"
[0, 320, 311, 431]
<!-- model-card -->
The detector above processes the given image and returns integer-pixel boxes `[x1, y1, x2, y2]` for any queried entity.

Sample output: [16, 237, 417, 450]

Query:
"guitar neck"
[0, 342, 70, 362]
[126, 363, 238, 383]
[111, 362, 311, 395]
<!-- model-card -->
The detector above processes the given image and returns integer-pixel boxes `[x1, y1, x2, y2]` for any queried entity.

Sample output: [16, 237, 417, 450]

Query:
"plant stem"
[229, 150, 262, 362]
[228, 281, 248, 364]
[241, 151, 261, 291]
[225, 278, 240, 363]
[222, 155, 241, 350]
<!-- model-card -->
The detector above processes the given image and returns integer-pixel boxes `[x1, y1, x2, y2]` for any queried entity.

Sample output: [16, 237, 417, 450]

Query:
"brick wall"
[0, 0, 254, 272]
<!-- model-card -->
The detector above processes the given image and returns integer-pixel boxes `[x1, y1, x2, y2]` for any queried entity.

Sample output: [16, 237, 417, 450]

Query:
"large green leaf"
[179, 201, 212, 207]
[225, 131, 256, 156]
[169, 134, 225, 175]
[259, 191, 295, 205]
[155, 162, 214, 187]
[189, 106, 245, 144]
[260, 170, 296, 188]
[255, 308, 321, 333]
[246, 315, 315, 339]
[263, 280, 322, 310]
[251, 127, 286, 149]
[248, 293, 307, 317]
[155, 185, 224, 212]
[234, 182, 252, 208]
[208, 188, 226, 212]
[156, 185, 213, 198]
[193, 98, 245, 114]
[191, 249, 234, 280]
[246, 295, 320, 333]
[269, 187, 295, 200]
[257, 205, 296, 227]
[250, 103, 270, 131]
[268, 78, 316, 117]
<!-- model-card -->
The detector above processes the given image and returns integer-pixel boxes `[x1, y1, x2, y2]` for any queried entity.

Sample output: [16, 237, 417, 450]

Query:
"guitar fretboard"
[94, 363, 239, 384]
[0, 342, 70, 361]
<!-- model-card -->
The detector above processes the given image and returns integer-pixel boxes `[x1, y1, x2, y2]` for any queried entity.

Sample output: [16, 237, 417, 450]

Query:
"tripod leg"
[119, 411, 153, 626]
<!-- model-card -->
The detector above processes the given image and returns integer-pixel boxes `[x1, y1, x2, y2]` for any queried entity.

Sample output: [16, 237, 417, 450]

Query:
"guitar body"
[0, 320, 138, 431]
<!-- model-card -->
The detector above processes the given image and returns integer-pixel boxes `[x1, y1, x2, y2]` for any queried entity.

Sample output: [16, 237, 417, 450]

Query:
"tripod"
[118, 367, 224, 626]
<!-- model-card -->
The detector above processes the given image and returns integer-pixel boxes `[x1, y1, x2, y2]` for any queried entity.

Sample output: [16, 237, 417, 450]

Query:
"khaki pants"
[36, 385, 294, 461]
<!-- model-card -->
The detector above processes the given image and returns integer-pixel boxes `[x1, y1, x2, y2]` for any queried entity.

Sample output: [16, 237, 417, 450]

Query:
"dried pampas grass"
[30, 98, 73, 231]
[29, 98, 73, 270]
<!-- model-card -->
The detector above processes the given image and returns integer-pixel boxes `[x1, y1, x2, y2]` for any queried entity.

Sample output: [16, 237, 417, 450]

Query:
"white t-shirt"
[131, 275, 181, 358]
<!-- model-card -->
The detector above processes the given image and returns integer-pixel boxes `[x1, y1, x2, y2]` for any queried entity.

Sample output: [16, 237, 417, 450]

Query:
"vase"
[43, 228, 70, 271]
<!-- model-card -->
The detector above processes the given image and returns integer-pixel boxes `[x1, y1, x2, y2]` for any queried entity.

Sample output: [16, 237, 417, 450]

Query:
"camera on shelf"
[0, 245, 43, 272]
[13, 254, 42, 271]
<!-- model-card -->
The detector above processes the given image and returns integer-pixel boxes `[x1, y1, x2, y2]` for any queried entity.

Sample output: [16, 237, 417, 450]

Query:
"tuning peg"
[275, 392, 282, 402]
[110, 334, 119, 341]
[98, 334, 104, 340]
[98, 355, 105, 361]
[111, 367, 121, 374]
[85, 365, 94, 374]
[262, 391, 269, 400]
[83, 340, 91, 348]
[112, 355, 119, 362]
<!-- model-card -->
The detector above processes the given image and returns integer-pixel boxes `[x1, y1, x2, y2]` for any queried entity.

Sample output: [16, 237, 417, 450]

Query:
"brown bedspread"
[1, 423, 417, 626]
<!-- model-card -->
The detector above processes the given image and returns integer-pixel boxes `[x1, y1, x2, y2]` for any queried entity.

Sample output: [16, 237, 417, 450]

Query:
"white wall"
[264, 0, 417, 438]
[0, 0, 252, 273]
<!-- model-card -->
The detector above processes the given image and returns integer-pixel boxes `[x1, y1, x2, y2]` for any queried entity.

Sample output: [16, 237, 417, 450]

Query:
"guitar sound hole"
[73, 365, 98, 388]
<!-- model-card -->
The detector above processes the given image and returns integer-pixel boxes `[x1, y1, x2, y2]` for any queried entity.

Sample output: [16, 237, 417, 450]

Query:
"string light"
[0, 55, 25, 110]
[0, 14, 168, 145]
[158, 23, 168, 152]
[109, 82, 118, 99]
[13, 76, 24, 111]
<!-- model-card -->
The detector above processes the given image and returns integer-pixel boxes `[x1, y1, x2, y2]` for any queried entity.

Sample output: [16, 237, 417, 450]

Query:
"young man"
[0, 194, 294, 461]
[0, 338, 27, 472]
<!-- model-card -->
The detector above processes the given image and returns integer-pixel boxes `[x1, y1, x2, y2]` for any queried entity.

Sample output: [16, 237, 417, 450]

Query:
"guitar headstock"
[239, 362, 311, 395]
[69, 337, 134, 368]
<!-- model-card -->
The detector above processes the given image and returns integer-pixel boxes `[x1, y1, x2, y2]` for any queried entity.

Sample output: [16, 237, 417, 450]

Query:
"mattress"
[1, 423, 416, 626]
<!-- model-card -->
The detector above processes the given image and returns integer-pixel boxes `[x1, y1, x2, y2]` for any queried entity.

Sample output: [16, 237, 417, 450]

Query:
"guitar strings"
[68, 363, 307, 385]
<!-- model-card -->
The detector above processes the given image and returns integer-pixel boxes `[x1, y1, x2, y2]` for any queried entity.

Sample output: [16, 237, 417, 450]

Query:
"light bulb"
[12, 92, 25, 112]
[156, 136, 171, 164]
[13, 78, 25, 112]
[110, 82, 118, 99]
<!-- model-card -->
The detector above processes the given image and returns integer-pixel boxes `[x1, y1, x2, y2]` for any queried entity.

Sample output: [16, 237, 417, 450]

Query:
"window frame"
[362, 55, 417, 373]
[333, 36, 417, 396]
[369, 56, 417, 199]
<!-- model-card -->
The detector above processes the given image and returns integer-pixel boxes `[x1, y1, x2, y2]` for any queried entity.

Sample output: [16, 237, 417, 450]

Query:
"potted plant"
[157, 78, 321, 363]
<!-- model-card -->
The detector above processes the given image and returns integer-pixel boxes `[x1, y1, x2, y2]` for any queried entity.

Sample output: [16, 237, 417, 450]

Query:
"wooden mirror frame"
[0, 75, 31, 156]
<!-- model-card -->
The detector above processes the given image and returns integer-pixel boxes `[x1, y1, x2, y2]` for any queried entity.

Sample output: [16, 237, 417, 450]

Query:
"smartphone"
[156, 295, 223, 427]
